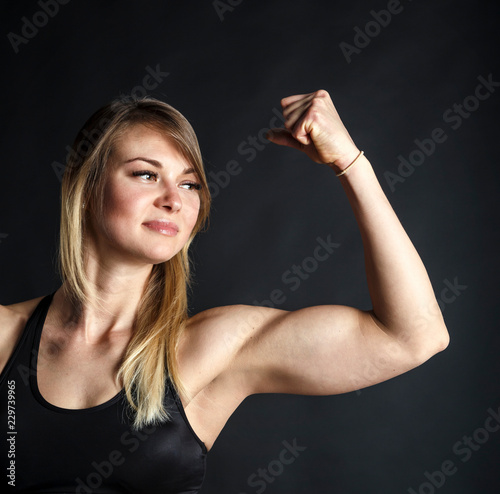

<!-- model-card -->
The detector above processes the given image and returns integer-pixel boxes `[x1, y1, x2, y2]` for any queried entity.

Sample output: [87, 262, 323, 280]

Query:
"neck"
[52, 251, 155, 344]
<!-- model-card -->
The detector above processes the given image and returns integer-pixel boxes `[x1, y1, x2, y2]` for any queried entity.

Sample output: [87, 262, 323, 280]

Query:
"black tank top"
[0, 293, 207, 493]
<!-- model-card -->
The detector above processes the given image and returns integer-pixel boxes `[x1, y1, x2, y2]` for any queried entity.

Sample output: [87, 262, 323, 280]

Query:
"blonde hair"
[58, 97, 211, 428]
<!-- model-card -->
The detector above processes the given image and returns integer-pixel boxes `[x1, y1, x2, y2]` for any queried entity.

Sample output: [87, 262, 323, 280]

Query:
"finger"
[280, 91, 315, 109]
[285, 90, 333, 120]
[266, 128, 306, 151]
[280, 91, 333, 145]
[282, 93, 327, 138]
[283, 99, 313, 124]
[290, 115, 312, 146]
[282, 100, 317, 142]
[282, 96, 312, 121]
[281, 89, 332, 111]
[289, 91, 336, 145]
[282, 102, 318, 145]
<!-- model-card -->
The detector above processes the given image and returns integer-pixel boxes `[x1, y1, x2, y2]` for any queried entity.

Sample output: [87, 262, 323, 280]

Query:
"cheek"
[100, 180, 143, 231]
[184, 194, 201, 229]
[103, 183, 126, 220]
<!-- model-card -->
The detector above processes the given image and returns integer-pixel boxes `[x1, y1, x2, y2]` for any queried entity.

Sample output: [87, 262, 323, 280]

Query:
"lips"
[142, 220, 179, 236]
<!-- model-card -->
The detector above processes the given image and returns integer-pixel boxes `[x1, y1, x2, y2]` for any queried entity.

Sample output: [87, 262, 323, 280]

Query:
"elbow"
[413, 323, 450, 364]
[437, 326, 451, 352]
[432, 320, 450, 353]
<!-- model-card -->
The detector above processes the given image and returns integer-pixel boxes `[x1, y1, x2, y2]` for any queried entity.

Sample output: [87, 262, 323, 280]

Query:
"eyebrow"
[124, 157, 195, 175]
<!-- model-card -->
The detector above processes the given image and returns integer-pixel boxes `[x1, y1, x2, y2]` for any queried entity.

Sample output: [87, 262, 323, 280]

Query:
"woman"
[0, 90, 449, 493]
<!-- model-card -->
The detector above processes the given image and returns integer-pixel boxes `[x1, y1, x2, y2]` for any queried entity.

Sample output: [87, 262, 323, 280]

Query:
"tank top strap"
[166, 377, 208, 454]
[0, 294, 207, 492]
[0, 292, 55, 386]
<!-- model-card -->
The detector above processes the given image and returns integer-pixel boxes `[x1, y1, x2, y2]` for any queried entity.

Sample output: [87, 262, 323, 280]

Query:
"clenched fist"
[267, 90, 361, 173]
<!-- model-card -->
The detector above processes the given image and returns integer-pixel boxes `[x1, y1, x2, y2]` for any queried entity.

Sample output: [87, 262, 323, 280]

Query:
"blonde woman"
[0, 90, 449, 493]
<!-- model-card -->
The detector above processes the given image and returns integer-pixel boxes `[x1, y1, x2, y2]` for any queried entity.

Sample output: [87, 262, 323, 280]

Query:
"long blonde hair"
[58, 97, 211, 429]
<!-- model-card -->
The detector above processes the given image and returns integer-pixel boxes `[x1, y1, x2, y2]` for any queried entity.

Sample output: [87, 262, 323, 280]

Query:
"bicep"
[233, 304, 422, 397]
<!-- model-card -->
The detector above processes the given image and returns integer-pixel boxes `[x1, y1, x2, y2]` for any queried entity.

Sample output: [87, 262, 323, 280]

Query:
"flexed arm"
[185, 90, 449, 398]
[268, 89, 449, 355]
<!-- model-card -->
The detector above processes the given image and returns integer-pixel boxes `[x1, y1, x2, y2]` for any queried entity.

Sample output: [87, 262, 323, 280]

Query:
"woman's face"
[86, 123, 202, 266]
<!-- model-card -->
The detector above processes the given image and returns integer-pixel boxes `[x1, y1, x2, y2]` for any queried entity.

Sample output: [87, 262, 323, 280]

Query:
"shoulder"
[177, 304, 287, 391]
[184, 304, 286, 351]
[0, 296, 45, 374]
[1, 296, 45, 324]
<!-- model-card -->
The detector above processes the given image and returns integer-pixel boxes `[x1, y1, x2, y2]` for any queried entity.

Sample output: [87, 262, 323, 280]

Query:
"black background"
[1, 1, 500, 493]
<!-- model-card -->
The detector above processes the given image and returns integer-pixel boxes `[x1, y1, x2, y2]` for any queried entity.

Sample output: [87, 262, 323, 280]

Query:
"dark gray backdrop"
[1, 1, 499, 493]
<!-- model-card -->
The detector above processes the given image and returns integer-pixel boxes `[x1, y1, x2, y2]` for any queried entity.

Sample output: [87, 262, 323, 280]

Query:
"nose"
[157, 182, 181, 213]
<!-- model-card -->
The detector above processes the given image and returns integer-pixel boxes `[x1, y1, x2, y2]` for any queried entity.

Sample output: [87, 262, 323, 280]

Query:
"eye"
[132, 170, 159, 182]
[179, 181, 202, 191]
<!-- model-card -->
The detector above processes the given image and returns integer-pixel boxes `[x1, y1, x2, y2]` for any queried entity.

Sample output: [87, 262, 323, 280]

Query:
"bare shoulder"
[178, 304, 286, 392]
[0, 296, 45, 374]
[184, 303, 286, 353]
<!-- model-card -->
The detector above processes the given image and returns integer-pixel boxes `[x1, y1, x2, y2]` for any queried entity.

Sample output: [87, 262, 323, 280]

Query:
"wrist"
[332, 150, 364, 177]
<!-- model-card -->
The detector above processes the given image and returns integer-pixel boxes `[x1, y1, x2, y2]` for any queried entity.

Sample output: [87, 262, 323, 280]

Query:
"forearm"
[336, 153, 448, 351]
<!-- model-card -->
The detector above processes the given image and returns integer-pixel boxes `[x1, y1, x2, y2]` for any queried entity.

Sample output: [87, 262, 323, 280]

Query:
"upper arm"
[0, 298, 43, 375]
[192, 303, 447, 399]
[0, 304, 21, 374]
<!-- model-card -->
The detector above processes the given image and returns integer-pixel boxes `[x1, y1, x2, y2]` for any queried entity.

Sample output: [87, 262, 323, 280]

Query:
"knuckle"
[307, 107, 322, 121]
[315, 89, 329, 99]
[309, 99, 322, 111]
[310, 98, 326, 112]
[291, 126, 306, 141]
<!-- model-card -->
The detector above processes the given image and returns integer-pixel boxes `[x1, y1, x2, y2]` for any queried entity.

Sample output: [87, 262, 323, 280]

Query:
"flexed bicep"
[228, 304, 432, 397]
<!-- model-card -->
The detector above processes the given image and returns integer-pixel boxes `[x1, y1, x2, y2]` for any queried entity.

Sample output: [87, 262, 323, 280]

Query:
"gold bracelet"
[335, 150, 364, 177]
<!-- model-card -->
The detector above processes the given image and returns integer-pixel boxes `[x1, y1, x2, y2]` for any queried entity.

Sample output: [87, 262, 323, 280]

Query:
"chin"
[140, 247, 181, 265]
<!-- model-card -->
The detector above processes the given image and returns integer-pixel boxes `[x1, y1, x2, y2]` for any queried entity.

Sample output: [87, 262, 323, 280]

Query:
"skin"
[0, 90, 449, 452]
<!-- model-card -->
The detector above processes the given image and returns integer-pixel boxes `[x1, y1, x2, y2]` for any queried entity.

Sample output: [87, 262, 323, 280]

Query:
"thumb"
[266, 128, 306, 152]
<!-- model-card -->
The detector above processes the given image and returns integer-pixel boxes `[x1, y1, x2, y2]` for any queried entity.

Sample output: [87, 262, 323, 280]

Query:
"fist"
[267, 90, 360, 172]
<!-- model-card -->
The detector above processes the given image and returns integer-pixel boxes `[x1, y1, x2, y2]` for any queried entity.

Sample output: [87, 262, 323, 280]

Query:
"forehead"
[111, 123, 190, 166]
